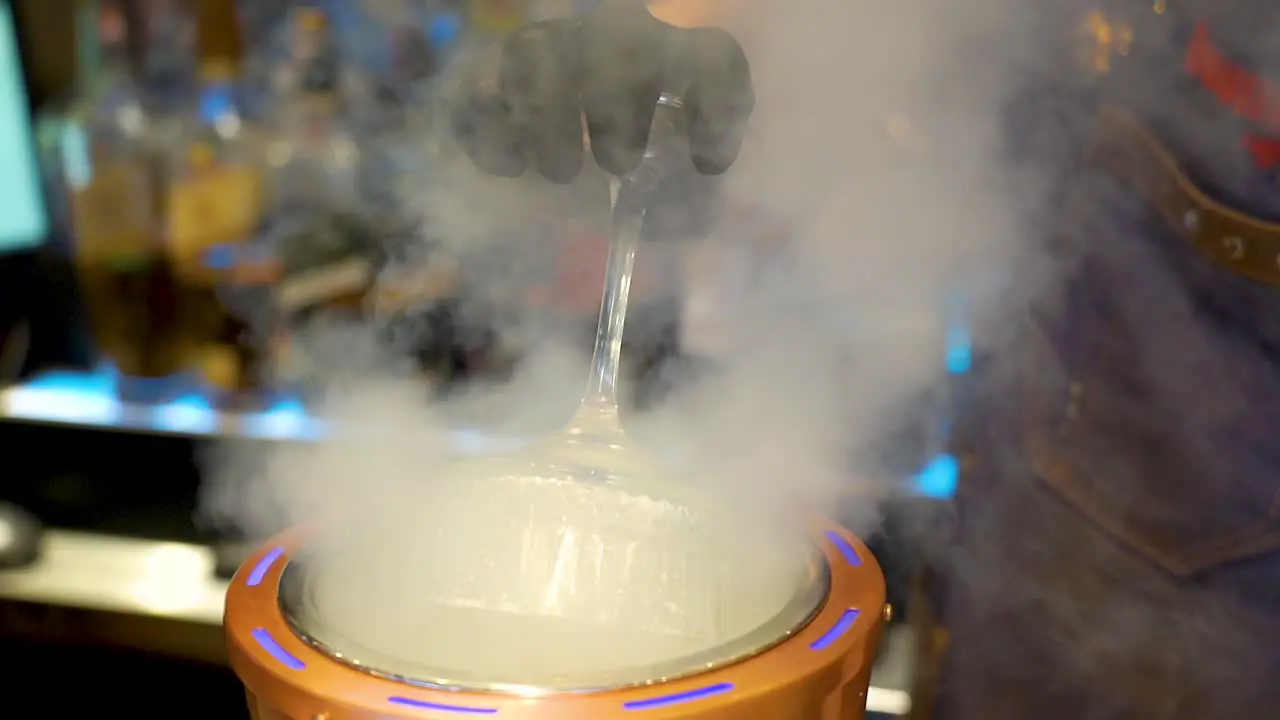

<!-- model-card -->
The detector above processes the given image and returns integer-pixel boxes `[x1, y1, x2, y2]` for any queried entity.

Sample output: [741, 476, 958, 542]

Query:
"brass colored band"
[1089, 106, 1280, 286]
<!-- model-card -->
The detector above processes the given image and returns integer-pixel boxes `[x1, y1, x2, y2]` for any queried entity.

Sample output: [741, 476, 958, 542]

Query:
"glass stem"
[581, 177, 645, 412]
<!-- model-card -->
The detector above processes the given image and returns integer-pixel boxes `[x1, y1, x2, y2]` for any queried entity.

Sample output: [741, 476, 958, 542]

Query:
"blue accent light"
[824, 530, 861, 567]
[204, 244, 238, 270]
[242, 397, 321, 441]
[945, 322, 971, 375]
[809, 609, 861, 651]
[21, 364, 118, 393]
[4, 365, 122, 425]
[622, 683, 735, 710]
[198, 83, 235, 125]
[387, 697, 497, 714]
[915, 453, 959, 499]
[246, 547, 286, 587]
[153, 392, 217, 434]
[252, 628, 305, 670]
[0, 369, 540, 452]
[1, 368, 322, 439]
[428, 12, 463, 48]
[945, 292, 972, 375]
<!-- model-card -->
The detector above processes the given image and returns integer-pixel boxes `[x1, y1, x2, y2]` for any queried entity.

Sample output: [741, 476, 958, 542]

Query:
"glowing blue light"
[810, 608, 861, 651]
[915, 453, 958, 499]
[20, 364, 116, 392]
[1, 368, 324, 440]
[246, 546, 286, 587]
[153, 393, 217, 434]
[203, 244, 238, 270]
[251, 627, 305, 670]
[622, 683, 735, 710]
[428, 12, 462, 49]
[824, 529, 862, 567]
[242, 398, 321, 441]
[946, 322, 971, 374]
[3, 365, 121, 425]
[945, 290, 973, 374]
[387, 697, 497, 714]
[198, 83, 235, 125]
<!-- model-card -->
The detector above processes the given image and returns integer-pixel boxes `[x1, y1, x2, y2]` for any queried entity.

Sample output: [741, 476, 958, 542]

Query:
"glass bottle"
[35, 0, 197, 391]
[161, 0, 268, 400]
[256, 6, 377, 386]
[264, 8, 361, 216]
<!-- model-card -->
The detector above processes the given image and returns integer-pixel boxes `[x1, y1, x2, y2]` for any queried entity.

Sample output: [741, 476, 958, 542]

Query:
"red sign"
[1184, 20, 1280, 170]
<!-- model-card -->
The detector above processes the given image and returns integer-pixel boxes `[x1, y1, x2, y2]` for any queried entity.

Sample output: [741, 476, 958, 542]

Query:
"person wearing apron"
[933, 2, 1280, 718]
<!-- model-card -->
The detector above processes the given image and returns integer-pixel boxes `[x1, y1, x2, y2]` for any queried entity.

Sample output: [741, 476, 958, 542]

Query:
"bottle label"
[71, 161, 156, 265]
[167, 164, 261, 268]
[469, 0, 523, 35]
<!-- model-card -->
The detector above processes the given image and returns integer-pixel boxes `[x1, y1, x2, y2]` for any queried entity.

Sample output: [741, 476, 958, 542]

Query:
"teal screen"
[0, 2, 45, 253]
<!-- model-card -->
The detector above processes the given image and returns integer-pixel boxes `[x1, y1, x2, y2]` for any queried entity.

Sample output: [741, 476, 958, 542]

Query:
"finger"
[501, 21, 585, 184]
[450, 44, 527, 177]
[581, 4, 668, 176]
[680, 27, 753, 175]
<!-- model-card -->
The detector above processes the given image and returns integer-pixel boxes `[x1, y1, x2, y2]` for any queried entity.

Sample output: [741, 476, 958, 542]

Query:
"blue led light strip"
[623, 682, 735, 710]
[824, 530, 861, 567]
[246, 546, 286, 587]
[810, 608, 861, 651]
[251, 628, 306, 670]
[946, 322, 971, 374]
[387, 696, 497, 714]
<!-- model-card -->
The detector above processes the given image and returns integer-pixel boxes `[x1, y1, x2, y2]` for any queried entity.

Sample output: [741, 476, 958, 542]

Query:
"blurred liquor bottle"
[35, 0, 199, 390]
[161, 0, 268, 398]
[258, 6, 376, 340]
[36, 0, 151, 257]
[135, 0, 198, 113]
[250, 2, 371, 118]
[265, 7, 360, 211]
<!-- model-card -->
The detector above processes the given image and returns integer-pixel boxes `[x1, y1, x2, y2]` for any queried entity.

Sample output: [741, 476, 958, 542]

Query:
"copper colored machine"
[227, 511, 884, 719]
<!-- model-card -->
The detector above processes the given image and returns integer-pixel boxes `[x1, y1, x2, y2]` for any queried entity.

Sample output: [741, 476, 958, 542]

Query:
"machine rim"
[275, 538, 832, 694]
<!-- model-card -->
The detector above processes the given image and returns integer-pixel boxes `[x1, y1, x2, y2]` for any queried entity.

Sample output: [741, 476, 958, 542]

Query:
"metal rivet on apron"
[1183, 209, 1199, 230]
[1222, 235, 1245, 259]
